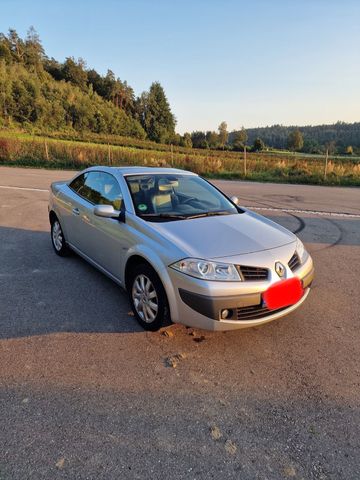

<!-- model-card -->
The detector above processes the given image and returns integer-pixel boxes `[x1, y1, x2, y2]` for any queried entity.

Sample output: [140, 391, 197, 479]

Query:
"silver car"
[49, 166, 314, 331]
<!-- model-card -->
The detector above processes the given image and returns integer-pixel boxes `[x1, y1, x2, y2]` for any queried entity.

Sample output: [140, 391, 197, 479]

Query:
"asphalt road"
[0, 166, 359, 480]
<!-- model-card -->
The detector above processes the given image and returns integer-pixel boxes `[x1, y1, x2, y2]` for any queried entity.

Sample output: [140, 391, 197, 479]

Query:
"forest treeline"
[190, 123, 360, 155]
[239, 123, 360, 154]
[0, 27, 359, 154]
[0, 28, 176, 143]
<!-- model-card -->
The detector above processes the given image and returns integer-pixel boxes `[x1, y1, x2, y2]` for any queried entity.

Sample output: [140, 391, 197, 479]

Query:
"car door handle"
[72, 208, 80, 216]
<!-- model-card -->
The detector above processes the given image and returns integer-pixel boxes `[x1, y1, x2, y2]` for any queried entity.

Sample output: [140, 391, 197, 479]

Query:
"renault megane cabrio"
[49, 166, 314, 331]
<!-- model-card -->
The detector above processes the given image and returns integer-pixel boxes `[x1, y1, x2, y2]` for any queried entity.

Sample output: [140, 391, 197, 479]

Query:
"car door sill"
[68, 242, 123, 288]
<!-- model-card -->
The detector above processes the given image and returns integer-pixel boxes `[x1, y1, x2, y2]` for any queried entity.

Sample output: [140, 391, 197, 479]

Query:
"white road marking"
[0, 184, 359, 218]
[0, 185, 49, 193]
[245, 206, 360, 218]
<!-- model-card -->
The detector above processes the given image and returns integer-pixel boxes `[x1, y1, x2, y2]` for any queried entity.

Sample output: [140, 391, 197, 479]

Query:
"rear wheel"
[50, 217, 70, 256]
[128, 264, 169, 331]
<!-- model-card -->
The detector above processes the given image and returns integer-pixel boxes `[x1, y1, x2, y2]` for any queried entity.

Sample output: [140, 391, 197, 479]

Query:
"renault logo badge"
[275, 261, 286, 278]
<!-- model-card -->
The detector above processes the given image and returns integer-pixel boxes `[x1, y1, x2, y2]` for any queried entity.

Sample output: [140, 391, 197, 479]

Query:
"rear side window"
[70, 171, 124, 210]
[69, 173, 87, 193]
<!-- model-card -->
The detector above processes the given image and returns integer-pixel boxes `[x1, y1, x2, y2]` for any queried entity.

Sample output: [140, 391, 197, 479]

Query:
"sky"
[1, 0, 359, 133]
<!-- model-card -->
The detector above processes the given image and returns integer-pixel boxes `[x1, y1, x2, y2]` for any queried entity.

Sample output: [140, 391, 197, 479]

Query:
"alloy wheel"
[52, 220, 63, 251]
[132, 274, 159, 323]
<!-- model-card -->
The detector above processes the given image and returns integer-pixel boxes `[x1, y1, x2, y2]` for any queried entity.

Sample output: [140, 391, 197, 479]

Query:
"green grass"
[1, 130, 359, 186]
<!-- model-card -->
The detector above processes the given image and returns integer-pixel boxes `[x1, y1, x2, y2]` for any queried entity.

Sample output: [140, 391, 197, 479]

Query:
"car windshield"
[125, 174, 238, 221]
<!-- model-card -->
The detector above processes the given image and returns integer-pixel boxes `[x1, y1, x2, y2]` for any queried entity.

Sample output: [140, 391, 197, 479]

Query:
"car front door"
[68, 171, 127, 281]
[62, 172, 91, 249]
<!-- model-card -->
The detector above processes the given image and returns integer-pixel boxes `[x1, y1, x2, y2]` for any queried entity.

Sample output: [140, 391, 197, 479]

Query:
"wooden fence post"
[108, 143, 111, 165]
[170, 144, 174, 166]
[243, 145, 247, 177]
[324, 148, 329, 180]
[44, 140, 49, 161]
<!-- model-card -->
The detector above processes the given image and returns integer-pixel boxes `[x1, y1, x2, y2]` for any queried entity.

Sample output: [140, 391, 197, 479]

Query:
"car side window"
[74, 172, 124, 210]
[69, 173, 87, 194]
[99, 173, 124, 210]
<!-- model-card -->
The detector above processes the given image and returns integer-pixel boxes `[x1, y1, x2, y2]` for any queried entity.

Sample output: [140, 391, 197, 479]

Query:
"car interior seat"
[151, 179, 179, 213]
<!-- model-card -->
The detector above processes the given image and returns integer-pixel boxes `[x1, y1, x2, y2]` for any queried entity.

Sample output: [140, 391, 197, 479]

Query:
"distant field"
[0, 130, 359, 186]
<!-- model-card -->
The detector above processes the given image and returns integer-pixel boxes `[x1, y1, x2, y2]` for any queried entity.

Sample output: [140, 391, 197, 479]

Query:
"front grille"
[236, 304, 288, 321]
[288, 252, 301, 271]
[237, 265, 269, 281]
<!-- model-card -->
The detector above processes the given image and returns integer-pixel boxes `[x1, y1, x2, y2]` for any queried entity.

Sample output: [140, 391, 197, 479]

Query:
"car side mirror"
[94, 204, 121, 219]
[231, 196, 239, 205]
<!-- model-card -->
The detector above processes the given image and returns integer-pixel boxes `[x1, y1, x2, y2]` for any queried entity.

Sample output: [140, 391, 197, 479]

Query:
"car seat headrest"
[139, 178, 152, 191]
[158, 178, 179, 192]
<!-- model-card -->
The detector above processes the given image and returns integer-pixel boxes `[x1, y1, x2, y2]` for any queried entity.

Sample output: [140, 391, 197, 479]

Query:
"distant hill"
[230, 122, 360, 154]
[0, 28, 176, 143]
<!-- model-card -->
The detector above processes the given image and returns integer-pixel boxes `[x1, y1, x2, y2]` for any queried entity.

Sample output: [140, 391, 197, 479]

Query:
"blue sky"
[1, 0, 359, 133]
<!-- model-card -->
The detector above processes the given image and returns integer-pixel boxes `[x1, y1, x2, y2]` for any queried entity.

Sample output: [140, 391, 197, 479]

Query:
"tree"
[232, 127, 247, 151]
[110, 78, 124, 109]
[287, 129, 304, 151]
[120, 80, 135, 114]
[253, 137, 265, 152]
[44, 57, 63, 81]
[0, 34, 12, 63]
[0, 60, 146, 138]
[7, 29, 25, 63]
[62, 57, 88, 90]
[206, 131, 219, 149]
[24, 26, 44, 69]
[136, 82, 176, 143]
[228, 122, 360, 152]
[181, 132, 192, 148]
[302, 137, 322, 154]
[103, 69, 116, 99]
[191, 131, 207, 149]
[0, 28, 184, 142]
[170, 133, 181, 146]
[87, 68, 107, 97]
[218, 121, 228, 149]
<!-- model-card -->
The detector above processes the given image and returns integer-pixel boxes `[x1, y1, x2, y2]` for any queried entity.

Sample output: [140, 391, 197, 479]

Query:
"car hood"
[149, 210, 296, 259]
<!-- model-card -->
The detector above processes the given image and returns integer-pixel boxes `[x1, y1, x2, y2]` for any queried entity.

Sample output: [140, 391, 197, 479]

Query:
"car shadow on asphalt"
[0, 226, 144, 339]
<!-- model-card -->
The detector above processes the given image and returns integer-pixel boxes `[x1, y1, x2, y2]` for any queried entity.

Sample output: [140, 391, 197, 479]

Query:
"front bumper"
[166, 254, 314, 331]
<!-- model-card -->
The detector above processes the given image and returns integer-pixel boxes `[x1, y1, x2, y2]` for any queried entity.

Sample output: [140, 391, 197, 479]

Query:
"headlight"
[170, 258, 241, 281]
[296, 238, 308, 263]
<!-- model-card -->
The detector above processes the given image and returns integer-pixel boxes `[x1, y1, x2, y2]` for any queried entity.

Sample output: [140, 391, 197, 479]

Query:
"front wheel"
[51, 217, 70, 256]
[128, 264, 169, 331]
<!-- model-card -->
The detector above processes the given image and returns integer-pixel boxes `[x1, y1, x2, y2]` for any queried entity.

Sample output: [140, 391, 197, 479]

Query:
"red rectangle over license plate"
[262, 277, 303, 310]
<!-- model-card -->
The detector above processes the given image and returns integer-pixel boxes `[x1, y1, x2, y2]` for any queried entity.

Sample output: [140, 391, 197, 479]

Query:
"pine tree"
[24, 26, 44, 69]
[137, 82, 176, 143]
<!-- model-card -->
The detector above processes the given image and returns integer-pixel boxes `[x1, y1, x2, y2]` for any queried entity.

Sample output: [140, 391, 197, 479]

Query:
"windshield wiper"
[185, 210, 233, 220]
[139, 213, 188, 220]
[139, 211, 234, 221]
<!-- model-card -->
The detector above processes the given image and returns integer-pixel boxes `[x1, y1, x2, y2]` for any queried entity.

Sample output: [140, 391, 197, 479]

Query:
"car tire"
[50, 216, 70, 257]
[128, 263, 169, 331]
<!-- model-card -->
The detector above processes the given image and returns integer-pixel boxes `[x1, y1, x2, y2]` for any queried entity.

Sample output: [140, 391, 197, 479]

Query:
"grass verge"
[1, 131, 359, 186]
